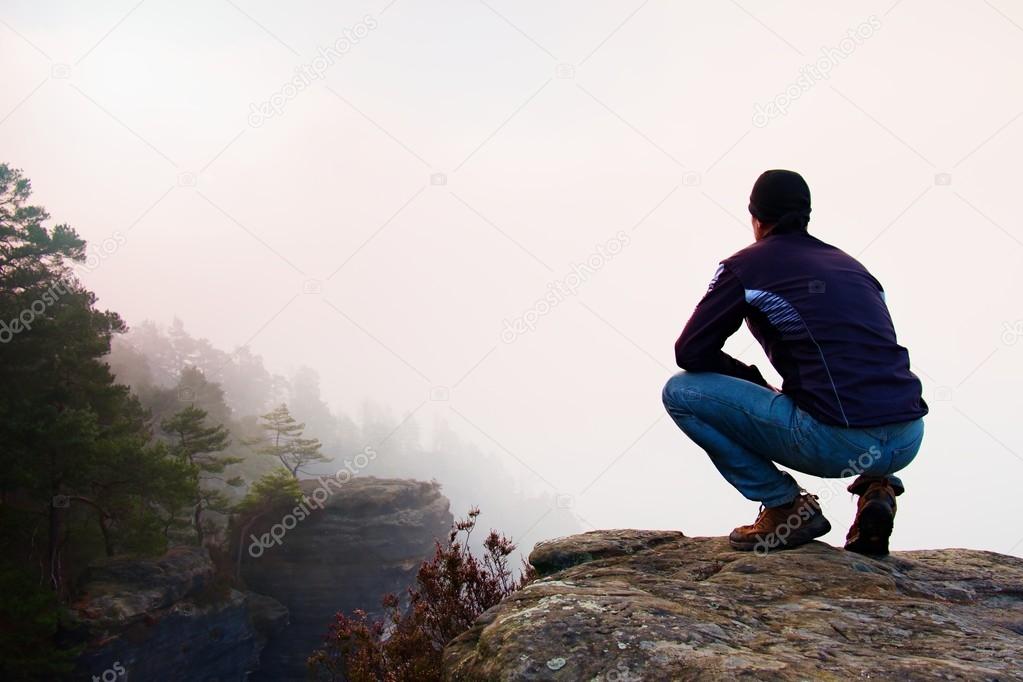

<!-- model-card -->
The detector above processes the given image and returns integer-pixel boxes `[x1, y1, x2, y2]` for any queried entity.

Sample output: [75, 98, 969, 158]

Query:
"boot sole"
[730, 515, 832, 553]
[845, 500, 894, 556]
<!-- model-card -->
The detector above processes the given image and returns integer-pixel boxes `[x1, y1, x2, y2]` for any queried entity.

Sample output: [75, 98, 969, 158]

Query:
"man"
[662, 170, 927, 556]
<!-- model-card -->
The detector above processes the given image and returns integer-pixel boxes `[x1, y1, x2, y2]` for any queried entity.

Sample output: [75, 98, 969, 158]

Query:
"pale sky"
[3, 0, 1022, 556]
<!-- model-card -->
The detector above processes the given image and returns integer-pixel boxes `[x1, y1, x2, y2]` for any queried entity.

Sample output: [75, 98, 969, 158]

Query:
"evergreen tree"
[161, 405, 241, 545]
[249, 404, 329, 478]
[0, 163, 192, 597]
[232, 469, 303, 576]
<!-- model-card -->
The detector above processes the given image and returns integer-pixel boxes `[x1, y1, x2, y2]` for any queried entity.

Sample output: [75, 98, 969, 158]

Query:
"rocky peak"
[243, 476, 453, 681]
[443, 530, 1023, 680]
[71, 546, 286, 681]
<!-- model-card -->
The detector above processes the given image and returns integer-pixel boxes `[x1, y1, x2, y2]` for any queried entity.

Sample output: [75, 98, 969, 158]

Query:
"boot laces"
[751, 491, 819, 530]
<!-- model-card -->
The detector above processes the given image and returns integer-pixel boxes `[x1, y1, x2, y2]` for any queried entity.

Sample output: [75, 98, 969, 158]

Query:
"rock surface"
[444, 531, 1023, 681]
[71, 546, 286, 682]
[242, 476, 453, 681]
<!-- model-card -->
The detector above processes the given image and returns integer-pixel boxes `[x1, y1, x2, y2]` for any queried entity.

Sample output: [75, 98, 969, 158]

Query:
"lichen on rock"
[71, 546, 286, 681]
[443, 530, 1023, 680]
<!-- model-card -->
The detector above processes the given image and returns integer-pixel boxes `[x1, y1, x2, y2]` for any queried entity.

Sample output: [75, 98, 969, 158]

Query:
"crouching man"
[662, 170, 927, 556]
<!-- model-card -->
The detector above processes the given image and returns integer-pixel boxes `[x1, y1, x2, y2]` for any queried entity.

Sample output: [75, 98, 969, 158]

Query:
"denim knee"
[886, 423, 924, 476]
[662, 372, 703, 417]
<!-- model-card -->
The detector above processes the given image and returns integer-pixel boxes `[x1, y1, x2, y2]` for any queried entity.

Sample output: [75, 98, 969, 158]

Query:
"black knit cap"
[748, 169, 811, 233]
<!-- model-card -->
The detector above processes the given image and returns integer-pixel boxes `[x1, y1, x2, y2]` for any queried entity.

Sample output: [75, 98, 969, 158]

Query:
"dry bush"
[308, 508, 535, 681]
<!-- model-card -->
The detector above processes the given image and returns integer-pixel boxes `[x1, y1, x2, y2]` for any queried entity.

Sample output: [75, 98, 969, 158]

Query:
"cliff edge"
[243, 476, 453, 681]
[71, 546, 286, 681]
[443, 530, 1023, 681]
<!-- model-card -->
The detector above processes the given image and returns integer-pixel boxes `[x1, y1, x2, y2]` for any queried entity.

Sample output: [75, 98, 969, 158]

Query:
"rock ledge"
[444, 531, 1023, 681]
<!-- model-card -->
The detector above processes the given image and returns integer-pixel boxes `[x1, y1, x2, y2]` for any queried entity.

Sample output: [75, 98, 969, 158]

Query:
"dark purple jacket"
[675, 231, 928, 427]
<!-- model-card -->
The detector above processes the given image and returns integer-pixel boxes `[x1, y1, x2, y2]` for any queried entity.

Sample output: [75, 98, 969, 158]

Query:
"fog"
[4, 0, 1022, 556]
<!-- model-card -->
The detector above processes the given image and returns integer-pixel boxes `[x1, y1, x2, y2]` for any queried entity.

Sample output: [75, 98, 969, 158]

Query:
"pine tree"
[161, 405, 241, 545]
[249, 404, 329, 478]
[0, 163, 193, 596]
[232, 469, 303, 577]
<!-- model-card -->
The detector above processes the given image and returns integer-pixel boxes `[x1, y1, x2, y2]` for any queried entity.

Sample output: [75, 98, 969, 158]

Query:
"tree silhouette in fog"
[249, 403, 330, 478]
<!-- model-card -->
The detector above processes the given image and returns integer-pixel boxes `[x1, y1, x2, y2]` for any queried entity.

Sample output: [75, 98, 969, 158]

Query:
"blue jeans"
[662, 371, 925, 508]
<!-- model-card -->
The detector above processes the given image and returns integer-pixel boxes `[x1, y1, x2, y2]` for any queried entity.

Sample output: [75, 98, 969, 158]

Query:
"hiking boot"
[845, 477, 900, 556]
[729, 493, 832, 554]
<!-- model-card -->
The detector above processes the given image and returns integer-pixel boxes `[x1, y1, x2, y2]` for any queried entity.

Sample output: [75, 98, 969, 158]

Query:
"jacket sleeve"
[675, 264, 770, 387]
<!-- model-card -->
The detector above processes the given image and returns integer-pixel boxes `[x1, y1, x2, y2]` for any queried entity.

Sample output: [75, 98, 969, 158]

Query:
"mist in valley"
[105, 318, 582, 562]
[3, 1, 1023, 677]
[5, 0, 1020, 557]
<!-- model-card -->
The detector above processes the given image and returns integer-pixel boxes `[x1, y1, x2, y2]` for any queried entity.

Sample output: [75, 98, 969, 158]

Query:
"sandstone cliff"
[242, 476, 453, 681]
[71, 546, 285, 681]
[444, 530, 1023, 681]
